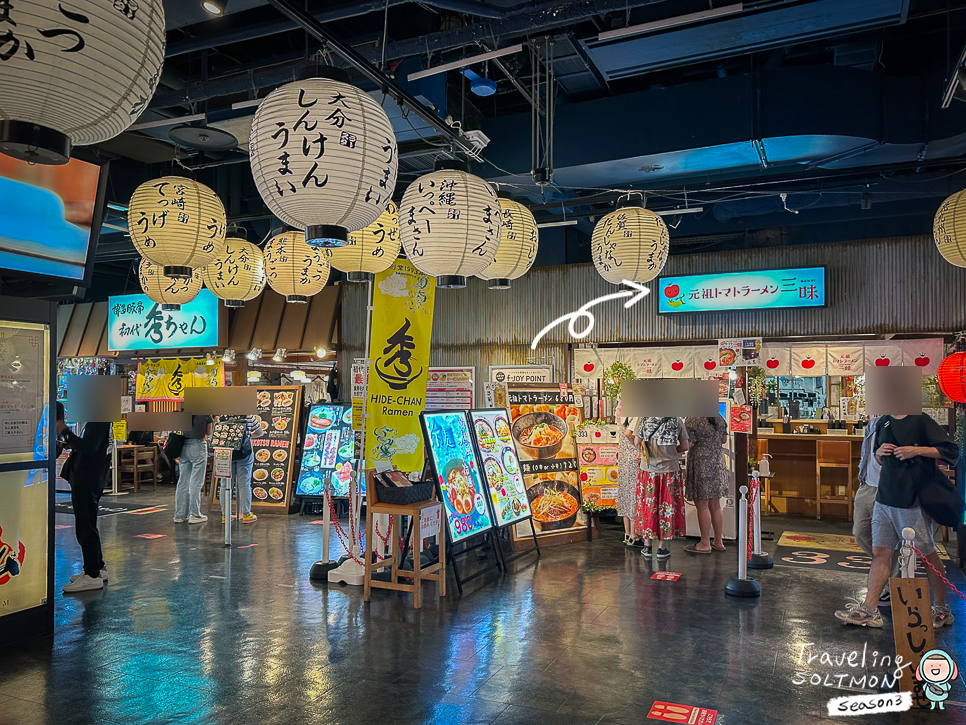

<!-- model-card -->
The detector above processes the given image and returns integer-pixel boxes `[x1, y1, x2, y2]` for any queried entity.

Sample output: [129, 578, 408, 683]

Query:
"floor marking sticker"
[648, 701, 717, 723]
[651, 571, 682, 582]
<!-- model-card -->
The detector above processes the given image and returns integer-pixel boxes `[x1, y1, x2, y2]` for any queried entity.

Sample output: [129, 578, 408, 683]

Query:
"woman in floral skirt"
[617, 417, 642, 546]
[683, 415, 729, 554]
[634, 417, 690, 561]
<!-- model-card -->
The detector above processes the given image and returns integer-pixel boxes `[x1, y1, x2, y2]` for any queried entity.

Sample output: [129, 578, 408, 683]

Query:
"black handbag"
[916, 465, 964, 528]
[61, 450, 77, 484]
[164, 432, 186, 459]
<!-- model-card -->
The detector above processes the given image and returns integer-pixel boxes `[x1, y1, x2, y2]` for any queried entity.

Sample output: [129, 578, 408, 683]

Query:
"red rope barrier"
[910, 543, 966, 605]
[746, 476, 759, 562]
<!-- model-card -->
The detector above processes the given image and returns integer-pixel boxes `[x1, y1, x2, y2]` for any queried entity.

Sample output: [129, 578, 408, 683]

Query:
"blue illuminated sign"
[658, 267, 826, 313]
[108, 290, 219, 351]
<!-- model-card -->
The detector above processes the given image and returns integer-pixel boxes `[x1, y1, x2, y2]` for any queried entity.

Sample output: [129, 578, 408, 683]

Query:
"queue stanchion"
[900, 527, 917, 578]
[748, 472, 773, 570]
[310, 475, 345, 580]
[213, 447, 233, 548]
[725, 485, 761, 597]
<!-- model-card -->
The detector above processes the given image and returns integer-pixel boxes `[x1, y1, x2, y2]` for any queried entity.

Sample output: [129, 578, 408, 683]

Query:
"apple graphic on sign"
[671, 360, 684, 372]
[594, 431, 601, 438]
[582, 363, 595, 373]
[875, 355, 890, 367]
[801, 356, 816, 370]
[915, 354, 930, 367]
[579, 472, 588, 482]
[766, 357, 780, 370]
[665, 284, 680, 298]
[703, 359, 717, 371]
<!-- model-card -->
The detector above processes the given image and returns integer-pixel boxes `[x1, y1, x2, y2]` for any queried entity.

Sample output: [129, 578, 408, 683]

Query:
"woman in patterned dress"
[634, 417, 690, 561]
[617, 417, 642, 546]
[683, 415, 729, 554]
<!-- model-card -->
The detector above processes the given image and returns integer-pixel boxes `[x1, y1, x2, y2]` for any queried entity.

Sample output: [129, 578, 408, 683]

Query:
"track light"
[273, 348, 287, 362]
[315, 346, 328, 358]
[221, 349, 236, 364]
[205, 353, 216, 366]
[202, 0, 226, 15]
[246, 348, 261, 361]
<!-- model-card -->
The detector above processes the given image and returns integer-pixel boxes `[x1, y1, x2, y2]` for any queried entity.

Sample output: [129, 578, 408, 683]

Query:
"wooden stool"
[363, 472, 445, 609]
[816, 440, 853, 521]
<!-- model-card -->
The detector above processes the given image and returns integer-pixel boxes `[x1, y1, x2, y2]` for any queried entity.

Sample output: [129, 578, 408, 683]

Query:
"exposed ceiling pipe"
[150, 0, 665, 110]
[166, 0, 504, 58]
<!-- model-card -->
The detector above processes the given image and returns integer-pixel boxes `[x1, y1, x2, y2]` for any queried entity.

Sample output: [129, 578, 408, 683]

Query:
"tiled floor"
[0, 489, 964, 725]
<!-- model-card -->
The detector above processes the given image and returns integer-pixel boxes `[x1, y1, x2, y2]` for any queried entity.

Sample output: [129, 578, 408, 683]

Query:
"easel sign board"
[250, 386, 302, 513]
[890, 578, 937, 709]
[467, 409, 533, 528]
[420, 411, 495, 544]
[296, 404, 356, 498]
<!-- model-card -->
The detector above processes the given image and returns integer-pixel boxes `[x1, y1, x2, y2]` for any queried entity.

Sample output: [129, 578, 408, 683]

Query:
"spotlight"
[205, 353, 216, 366]
[221, 349, 236, 364]
[246, 347, 262, 361]
[273, 348, 287, 362]
[202, 0, 226, 15]
[315, 346, 328, 358]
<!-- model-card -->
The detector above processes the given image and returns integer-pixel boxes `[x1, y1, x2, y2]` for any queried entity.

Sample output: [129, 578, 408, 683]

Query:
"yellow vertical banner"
[365, 260, 436, 472]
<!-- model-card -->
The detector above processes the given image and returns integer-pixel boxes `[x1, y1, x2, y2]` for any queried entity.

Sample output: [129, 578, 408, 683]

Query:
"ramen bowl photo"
[443, 458, 476, 516]
[526, 479, 581, 531]
[511, 412, 568, 459]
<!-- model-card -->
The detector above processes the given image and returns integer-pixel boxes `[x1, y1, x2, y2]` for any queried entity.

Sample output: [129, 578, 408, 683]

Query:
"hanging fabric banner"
[660, 347, 695, 378]
[136, 358, 224, 402]
[900, 338, 943, 376]
[627, 348, 663, 378]
[365, 260, 436, 472]
[761, 343, 791, 376]
[790, 344, 827, 377]
[864, 342, 903, 370]
[573, 348, 618, 379]
[694, 346, 721, 377]
[826, 345, 865, 376]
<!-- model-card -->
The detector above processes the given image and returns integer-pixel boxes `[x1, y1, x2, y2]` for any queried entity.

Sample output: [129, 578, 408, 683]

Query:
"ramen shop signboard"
[658, 267, 826, 313]
[108, 290, 220, 351]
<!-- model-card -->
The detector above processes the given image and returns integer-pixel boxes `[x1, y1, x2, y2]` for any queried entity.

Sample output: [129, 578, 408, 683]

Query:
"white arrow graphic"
[530, 280, 650, 350]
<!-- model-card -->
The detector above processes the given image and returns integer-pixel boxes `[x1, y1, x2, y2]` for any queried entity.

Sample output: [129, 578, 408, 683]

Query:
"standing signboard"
[296, 404, 357, 498]
[250, 386, 302, 512]
[467, 409, 533, 529]
[575, 423, 620, 508]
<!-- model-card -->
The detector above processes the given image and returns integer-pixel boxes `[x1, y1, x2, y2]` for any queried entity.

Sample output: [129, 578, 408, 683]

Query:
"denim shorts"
[871, 502, 936, 556]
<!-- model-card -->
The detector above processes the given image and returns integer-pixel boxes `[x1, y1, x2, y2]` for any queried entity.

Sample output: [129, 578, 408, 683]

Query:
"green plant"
[575, 418, 608, 432]
[747, 366, 766, 408]
[581, 499, 616, 514]
[603, 360, 635, 405]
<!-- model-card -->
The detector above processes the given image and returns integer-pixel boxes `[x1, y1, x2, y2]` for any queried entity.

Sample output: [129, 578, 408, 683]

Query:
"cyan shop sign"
[108, 290, 219, 351]
[658, 267, 826, 313]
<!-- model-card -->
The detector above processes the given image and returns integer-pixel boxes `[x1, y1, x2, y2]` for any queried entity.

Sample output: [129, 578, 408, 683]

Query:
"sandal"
[712, 544, 727, 552]
[684, 544, 713, 555]
[623, 534, 635, 547]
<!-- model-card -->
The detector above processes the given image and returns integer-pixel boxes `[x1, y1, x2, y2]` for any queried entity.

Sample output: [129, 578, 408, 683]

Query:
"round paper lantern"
[325, 200, 400, 282]
[128, 176, 227, 278]
[591, 200, 669, 285]
[249, 70, 398, 248]
[938, 352, 966, 403]
[477, 192, 538, 289]
[200, 238, 267, 308]
[399, 161, 502, 289]
[0, 0, 165, 164]
[139, 259, 202, 311]
[934, 190, 966, 267]
[263, 231, 330, 303]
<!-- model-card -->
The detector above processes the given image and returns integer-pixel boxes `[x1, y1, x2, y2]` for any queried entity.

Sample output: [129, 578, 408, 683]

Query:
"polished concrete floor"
[0, 489, 964, 725]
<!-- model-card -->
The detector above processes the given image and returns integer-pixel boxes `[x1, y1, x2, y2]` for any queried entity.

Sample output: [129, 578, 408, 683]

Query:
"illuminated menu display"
[468, 409, 532, 528]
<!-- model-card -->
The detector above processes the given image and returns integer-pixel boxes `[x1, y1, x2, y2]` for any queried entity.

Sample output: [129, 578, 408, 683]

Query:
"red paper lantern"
[938, 352, 966, 403]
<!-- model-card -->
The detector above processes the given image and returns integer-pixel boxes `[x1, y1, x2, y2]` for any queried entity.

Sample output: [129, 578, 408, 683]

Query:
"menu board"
[507, 383, 586, 539]
[425, 367, 474, 411]
[468, 409, 532, 528]
[250, 386, 302, 510]
[210, 421, 246, 450]
[730, 405, 753, 434]
[420, 411, 495, 544]
[0, 321, 49, 464]
[575, 424, 620, 508]
[296, 404, 357, 498]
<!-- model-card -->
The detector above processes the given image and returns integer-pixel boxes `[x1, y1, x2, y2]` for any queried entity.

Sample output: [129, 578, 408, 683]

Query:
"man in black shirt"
[835, 414, 958, 629]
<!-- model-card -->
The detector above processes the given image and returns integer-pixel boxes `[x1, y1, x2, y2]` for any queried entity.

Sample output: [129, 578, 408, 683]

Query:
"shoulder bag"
[164, 432, 186, 460]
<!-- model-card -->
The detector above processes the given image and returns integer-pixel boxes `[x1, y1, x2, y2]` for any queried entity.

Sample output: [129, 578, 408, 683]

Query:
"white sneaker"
[69, 569, 108, 583]
[173, 517, 188, 523]
[187, 514, 208, 524]
[62, 574, 104, 593]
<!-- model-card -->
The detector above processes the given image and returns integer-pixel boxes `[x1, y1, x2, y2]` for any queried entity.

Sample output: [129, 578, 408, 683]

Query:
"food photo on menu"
[508, 385, 585, 533]
[469, 409, 532, 528]
[250, 387, 300, 504]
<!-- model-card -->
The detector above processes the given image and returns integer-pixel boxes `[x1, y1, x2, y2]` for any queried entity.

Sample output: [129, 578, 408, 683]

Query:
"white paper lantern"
[263, 231, 330, 303]
[477, 193, 538, 289]
[249, 71, 398, 248]
[139, 258, 201, 311]
[0, 0, 165, 165]
[398, 162, 502, 288]
[128, 176, 227, 278]
[325, 200, 400, 282]
[591, 201, 669, 285]
[200, 238, 267, 307]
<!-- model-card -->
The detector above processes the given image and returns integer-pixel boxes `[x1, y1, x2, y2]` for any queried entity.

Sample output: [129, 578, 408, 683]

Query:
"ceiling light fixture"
[273, 348, 287, 362]
[655, 207, 704, 217]
[202, 0, 226, 15]
[407, 44, 525, 82]
[536, 219, 578, 229]
[315, 346, 328, 358]
[221, 349, 236, 364]
[598, 3, 744, 42]
[246, 348, 262, 361]
[205, 353, 216, 366]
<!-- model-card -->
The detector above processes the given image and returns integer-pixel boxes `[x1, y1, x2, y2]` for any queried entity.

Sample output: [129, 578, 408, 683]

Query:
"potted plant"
[602, 360, 635, 422]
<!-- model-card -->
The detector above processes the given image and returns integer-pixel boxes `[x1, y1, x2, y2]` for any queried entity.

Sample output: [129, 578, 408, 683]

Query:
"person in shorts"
[835, 413, 958, 629]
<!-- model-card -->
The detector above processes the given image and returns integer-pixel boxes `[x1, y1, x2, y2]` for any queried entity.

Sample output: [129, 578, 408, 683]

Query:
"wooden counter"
[758, 433, 862, 518]
[764, 420, 858, 435]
